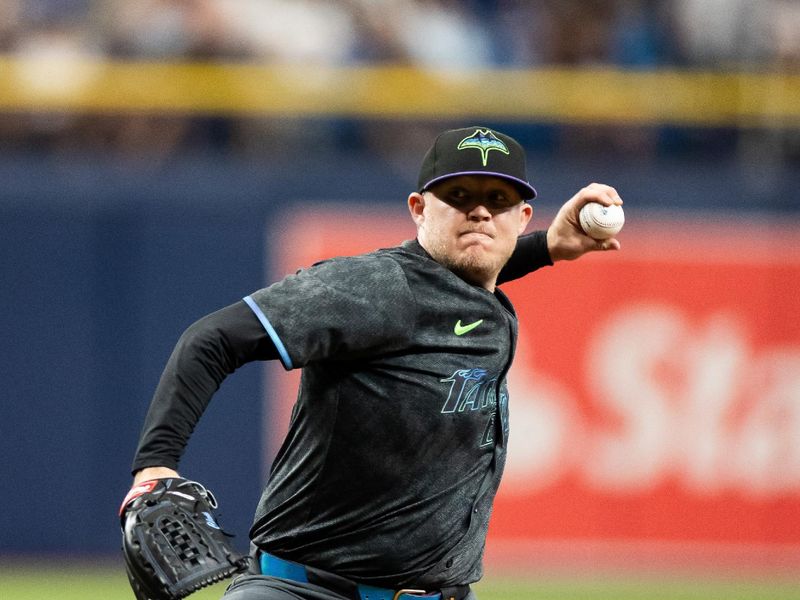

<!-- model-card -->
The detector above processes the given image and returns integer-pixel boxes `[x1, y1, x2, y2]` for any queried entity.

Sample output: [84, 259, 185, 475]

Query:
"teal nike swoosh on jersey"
[454, 319, 484, 336]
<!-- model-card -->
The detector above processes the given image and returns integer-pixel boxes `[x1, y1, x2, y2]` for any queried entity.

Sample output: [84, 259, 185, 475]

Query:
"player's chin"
[457, 237, 495, 259]
[451, 252, 502, 283]
[457, 246, 491, 266]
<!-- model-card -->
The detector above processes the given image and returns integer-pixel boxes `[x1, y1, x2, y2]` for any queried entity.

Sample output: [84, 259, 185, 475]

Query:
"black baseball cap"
[417, 126, 537, 200]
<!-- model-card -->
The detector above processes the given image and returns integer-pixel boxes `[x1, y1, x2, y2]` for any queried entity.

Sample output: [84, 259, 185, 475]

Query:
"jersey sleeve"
[245, 254, 416, 370]
[131, 300, 278, 474]
[497, 230, 553, 285]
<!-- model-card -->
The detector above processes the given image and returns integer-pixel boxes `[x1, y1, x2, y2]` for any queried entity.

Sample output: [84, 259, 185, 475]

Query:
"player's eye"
[489, 193, 506, 206]
[445, 188, 471, 206]
[486, 192, 515, 209]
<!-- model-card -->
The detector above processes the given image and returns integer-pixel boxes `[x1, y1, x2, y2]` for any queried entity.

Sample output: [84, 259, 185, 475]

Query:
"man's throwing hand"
[546, 183, 623, 262]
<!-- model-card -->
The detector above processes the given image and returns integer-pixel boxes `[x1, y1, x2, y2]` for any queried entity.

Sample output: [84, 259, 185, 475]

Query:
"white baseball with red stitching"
[579, 202, 625, 240]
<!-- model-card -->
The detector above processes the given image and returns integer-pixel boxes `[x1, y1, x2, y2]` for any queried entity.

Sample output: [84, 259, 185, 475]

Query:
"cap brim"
[420, 171, 537, 200]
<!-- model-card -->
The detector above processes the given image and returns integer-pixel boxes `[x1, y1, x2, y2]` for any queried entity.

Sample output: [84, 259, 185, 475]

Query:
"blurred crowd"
[1, 0, 799, 165]
[3, 0, 800, 68]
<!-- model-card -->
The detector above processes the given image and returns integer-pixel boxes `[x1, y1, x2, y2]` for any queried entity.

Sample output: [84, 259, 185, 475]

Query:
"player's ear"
[408, 192, 426, 226]
[517, 202, 533, 234]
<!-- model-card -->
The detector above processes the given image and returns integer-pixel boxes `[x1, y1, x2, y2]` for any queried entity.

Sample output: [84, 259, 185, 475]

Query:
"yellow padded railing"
[1, 57, 798, 127]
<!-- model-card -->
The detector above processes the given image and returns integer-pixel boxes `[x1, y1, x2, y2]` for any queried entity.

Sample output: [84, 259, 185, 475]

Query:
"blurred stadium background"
[1, 1, 799, 598]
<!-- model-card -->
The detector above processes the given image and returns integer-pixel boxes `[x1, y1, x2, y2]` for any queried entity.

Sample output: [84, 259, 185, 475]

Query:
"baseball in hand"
[578, 202, 625, 240]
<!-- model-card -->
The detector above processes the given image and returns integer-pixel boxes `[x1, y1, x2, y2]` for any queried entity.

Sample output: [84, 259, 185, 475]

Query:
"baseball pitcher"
[120, 126, 623, 600]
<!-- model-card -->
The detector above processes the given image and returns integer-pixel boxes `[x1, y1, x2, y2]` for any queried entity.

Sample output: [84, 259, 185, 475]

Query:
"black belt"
[260, 552, 467, 600]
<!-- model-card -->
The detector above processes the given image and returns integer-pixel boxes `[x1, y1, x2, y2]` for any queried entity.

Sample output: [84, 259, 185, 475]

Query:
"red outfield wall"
[267, 208, 800, 574]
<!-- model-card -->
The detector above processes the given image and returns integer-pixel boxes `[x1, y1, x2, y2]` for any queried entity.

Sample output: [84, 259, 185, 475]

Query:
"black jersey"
[131, 233, 552, 590]
[245, 240, 518, 588]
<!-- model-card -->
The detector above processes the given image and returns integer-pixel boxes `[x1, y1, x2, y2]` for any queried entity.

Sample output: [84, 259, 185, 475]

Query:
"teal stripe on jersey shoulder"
[243, 295, 293, 370]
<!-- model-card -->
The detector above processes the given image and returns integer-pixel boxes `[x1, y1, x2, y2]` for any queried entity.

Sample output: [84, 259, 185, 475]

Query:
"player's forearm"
[131, 300, 278, 474]
[131, 320, 231, 474]
[497, 230, 553, 284]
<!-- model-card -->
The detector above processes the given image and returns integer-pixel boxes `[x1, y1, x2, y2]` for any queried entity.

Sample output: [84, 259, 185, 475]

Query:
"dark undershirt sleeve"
[497, 229, 553, 285]
[131, 300, 278, 474]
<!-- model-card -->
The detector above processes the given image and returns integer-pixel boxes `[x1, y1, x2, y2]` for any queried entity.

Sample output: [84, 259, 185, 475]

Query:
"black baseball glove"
[120, 478, 250, 600]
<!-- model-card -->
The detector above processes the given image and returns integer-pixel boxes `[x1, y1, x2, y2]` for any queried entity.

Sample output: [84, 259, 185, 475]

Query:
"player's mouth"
[459, 228, 494, 240]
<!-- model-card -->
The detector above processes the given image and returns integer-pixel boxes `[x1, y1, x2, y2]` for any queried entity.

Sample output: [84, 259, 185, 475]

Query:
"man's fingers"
[577, 183, 623, 207]
[596, 238, 621, 251]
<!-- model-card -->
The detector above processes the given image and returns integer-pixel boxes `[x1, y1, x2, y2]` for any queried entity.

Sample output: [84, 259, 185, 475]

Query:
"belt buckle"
[392, 589, 428, 600]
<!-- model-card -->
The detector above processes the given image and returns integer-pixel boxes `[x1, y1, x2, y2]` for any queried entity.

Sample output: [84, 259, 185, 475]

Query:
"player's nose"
[467, 203, 492, 220]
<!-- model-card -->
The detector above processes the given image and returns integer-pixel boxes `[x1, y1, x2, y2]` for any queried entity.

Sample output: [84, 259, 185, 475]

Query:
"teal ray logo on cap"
[457, 129, 510, 166]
